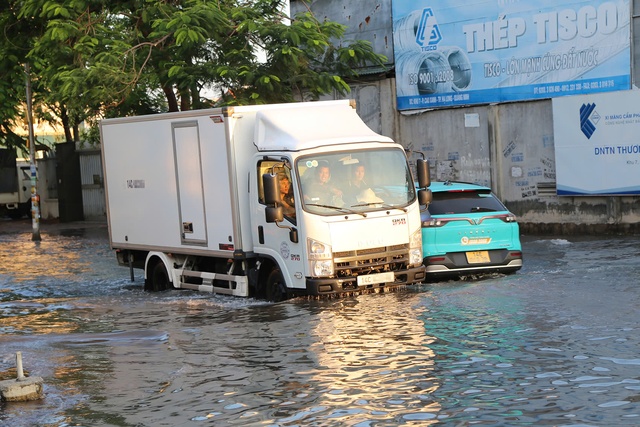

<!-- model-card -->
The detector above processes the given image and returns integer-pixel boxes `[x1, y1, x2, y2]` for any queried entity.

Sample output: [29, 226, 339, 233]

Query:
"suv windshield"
[429, 190, 507, 215]
[297, 148, 415, 215]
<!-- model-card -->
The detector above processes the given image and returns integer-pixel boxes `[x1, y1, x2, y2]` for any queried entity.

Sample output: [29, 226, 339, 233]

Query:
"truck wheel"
[8, 211, 23, 220]
[8, 202, 29, 220]
[150, 262, 171, 292]
[265, 268, 288, 302]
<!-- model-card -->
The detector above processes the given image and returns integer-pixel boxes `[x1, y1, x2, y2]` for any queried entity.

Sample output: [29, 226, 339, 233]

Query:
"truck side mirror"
[418, 188, 432, 207]
[417, 159, 430, 189]
[265, 206, 283, 223]
[263, 173, 280, 205]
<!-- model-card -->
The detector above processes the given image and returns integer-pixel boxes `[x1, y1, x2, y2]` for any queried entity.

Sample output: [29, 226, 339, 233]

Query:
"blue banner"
[392, 0, 631, 110]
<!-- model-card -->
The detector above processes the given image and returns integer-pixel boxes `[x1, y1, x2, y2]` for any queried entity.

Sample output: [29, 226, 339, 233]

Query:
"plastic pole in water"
[16, 352, 25, 381]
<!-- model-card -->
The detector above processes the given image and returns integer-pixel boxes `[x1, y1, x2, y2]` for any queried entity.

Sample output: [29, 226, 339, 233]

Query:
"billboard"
[553, 90, 640, 196]
[392, 0, 631, 110]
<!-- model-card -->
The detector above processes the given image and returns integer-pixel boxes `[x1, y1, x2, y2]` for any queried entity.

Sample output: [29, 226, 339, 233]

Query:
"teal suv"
[421, 181, 522, 279]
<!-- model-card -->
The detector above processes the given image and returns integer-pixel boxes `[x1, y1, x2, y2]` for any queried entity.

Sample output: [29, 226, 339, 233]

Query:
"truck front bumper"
[305, 265, 426, 296]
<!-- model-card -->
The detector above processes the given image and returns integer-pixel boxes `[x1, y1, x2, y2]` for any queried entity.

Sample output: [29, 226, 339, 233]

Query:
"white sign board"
[552, 89, 640, 195]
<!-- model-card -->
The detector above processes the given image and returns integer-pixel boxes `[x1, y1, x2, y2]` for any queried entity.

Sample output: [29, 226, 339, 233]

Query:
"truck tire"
[265, 268, 288, 302]
[8, 202, 29, 220]
[150, 261, 171, 292]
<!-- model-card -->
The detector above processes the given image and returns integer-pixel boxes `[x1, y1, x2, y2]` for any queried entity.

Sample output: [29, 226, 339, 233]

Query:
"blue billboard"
[392, 0, 631, 110]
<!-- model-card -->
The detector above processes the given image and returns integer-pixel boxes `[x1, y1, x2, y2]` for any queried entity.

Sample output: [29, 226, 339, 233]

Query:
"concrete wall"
[296, 0, 640, 233]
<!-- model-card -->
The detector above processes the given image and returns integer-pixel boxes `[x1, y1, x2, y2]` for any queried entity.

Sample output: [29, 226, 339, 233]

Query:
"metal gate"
[78, 150, 106, 219]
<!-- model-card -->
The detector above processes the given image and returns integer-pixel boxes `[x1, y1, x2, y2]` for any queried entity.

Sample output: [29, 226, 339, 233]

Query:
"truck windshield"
[296, 148, 415, 215]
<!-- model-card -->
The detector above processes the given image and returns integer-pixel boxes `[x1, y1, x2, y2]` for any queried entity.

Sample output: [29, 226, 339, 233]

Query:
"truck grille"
[333, 244, 409, 278]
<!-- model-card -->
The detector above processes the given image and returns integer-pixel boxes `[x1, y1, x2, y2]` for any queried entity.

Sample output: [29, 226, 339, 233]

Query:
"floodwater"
[1, 224, 640, 426]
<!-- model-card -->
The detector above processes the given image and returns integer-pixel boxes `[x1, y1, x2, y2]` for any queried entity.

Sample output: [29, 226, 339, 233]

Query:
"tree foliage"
[0, 0, 386, 149]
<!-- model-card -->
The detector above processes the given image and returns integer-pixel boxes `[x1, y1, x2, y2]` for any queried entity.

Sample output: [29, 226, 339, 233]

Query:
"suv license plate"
[357, 271, 395, 286]
[466, 251, 490, 264]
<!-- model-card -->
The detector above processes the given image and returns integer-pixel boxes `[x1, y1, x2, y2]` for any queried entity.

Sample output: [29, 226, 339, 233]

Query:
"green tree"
[1, 0, 386, 149]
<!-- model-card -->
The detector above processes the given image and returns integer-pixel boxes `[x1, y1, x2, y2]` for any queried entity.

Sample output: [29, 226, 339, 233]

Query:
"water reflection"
[0, 299, 82, 335]
[1, 230, 131, 297]
[302, 295, 441, 425]
[0, 234, 87, 283]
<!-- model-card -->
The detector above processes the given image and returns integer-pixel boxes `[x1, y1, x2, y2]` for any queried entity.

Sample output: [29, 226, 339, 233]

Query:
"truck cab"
[253, 145, 426, 300]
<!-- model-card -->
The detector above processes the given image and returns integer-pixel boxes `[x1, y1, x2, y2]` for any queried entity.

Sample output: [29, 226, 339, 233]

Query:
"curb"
[0, 218, 108, 236]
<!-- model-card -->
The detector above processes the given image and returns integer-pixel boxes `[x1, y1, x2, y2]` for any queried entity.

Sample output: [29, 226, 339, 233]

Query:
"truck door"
[252, 159, 303, 288]
[173, 121, 207, 245]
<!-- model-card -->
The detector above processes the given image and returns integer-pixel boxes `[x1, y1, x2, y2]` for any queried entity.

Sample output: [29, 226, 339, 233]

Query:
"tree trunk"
[190, 84, 201, 109]
[60, 106, 73, 143]
[179, 88, 191, 111]
[163, 85, 179, 112]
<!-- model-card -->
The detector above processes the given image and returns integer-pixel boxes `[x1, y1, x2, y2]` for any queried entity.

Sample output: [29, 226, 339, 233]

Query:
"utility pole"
[24, 63, 41, 241]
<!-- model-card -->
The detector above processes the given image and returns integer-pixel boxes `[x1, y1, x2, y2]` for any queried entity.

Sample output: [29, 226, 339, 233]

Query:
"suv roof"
[429, 181, 489, 191]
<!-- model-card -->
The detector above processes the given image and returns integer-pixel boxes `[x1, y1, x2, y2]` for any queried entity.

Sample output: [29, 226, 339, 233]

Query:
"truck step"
[178, 270, 249, 297]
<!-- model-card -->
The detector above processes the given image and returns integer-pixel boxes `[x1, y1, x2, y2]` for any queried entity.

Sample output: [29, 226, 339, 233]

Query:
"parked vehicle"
[0, 148, 31, 219]
[100, 100, 430, 301]
[420, 181, 522, 279]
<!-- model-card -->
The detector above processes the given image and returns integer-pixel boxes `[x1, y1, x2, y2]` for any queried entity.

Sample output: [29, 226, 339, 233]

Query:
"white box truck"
[100, 100, 430, 301]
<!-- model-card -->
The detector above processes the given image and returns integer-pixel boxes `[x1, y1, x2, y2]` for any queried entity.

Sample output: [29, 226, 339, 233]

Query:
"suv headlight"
[409, 227, 423, 266]
[307, 238, 333, 277]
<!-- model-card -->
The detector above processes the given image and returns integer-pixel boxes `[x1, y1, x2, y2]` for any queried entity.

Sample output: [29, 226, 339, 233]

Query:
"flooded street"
[1, 222, 640, 426]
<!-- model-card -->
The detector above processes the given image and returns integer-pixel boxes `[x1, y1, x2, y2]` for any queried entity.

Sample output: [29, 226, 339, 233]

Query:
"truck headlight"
[313, 260, 334, 276]
[410, 228, 423, 266]
[308, 238, 333, 277]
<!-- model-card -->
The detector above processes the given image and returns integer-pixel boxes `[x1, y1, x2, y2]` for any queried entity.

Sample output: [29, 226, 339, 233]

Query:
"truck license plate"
[357, 271, 395, 286]
[466, 251, 490, 264]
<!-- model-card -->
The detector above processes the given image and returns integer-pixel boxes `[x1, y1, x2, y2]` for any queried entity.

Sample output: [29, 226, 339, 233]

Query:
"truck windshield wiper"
[470, 207, 496, 212]
[306, 203, 367, 217]
[351, 202, 408, 213]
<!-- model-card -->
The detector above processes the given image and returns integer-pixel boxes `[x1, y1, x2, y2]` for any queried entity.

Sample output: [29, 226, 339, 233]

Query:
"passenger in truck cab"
[278, 174, 295, 216]
[304, 162, 343, 206]
[343, 163, 369, 204]
[343, 163, 384, 206]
